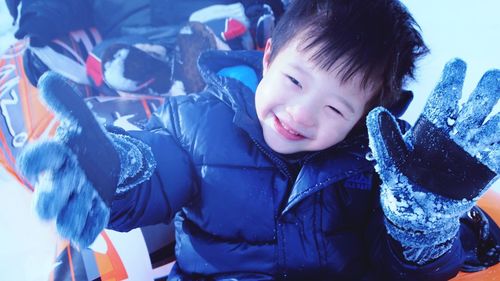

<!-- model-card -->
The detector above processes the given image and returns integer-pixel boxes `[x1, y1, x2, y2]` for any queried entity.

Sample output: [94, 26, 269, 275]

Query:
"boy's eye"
[286, 75, 302, 88]
[328, 106, 344, 117]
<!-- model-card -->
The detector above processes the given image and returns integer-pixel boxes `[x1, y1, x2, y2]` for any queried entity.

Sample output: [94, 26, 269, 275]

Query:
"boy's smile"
[273, 115, 306, 141]
[255, 37, 377, 154]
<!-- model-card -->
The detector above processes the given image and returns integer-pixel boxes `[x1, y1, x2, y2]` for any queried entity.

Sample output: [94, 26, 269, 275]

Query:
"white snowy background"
[0, 1, 499, 280]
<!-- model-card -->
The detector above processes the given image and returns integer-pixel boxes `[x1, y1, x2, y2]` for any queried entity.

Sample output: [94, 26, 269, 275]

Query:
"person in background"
[6, 0, 286, 95]
[17, 0, 499, 280]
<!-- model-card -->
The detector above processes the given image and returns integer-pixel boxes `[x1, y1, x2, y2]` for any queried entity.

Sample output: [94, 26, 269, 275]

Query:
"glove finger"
[422, 59, 466, 129]
[76, 196, 110, 248]
[37, 71, 121, 206]
[37, 71, 87, 122]
[464, 113, 500, 148]
[33, 176, 70, 220]
[56, 182, 95, 245]
[35, 152, 88, 221]
[33, 144, 89, 220]
[461, 113, 499, 174]
[469, 113, 500, 173]
[455, 69, 500, 135]
[17, 141, 68, 183]
[481, 147, 499, 174]
[366, 107, 408, 174]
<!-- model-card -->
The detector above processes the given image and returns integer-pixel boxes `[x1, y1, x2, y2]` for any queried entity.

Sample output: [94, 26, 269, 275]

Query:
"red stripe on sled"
[141, 99, 152, 119]
[66, 245, 77, 281]
[86, 53, 103, 87]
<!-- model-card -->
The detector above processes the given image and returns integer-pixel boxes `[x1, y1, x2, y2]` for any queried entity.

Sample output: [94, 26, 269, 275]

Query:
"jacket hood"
[198, 50, 264, 80]
[198, 50, 266, 142]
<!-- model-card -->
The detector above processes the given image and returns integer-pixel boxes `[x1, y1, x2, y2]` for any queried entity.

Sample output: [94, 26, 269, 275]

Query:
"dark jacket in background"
[7, 0, 284, 46]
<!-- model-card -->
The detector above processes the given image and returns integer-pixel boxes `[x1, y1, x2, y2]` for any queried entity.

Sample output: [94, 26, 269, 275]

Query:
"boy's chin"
[264, 138, 305, 155]
[270, 146, 302, 155]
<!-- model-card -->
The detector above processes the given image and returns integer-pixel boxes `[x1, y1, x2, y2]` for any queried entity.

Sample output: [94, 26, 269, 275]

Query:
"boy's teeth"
[281, 120, 299, 135]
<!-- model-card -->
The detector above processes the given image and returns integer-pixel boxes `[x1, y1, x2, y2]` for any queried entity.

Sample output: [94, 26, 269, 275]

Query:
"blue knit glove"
[17, 72, 155, 247]
[366, 59, 499, 264]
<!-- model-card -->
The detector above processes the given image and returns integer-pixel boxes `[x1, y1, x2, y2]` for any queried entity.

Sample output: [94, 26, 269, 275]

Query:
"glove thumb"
[37, 72, 121, 206]
[366, 107, 409, 172]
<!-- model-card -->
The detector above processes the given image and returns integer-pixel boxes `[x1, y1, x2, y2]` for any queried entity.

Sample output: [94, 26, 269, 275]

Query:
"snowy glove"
[17, 72, 155, 247]
[366, 59, 499, 264]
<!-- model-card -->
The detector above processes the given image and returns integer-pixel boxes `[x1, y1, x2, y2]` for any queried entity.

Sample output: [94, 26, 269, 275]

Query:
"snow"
[169, 80, 187, 96]
[0, 3, 17, 54]
[179, 25, 194, 35]
[0, 167, 57, 281]
[0, 0, 499, 280]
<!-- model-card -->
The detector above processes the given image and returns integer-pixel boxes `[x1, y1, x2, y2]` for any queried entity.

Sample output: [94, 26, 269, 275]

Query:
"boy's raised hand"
[366, 59, 499, 264]
[17, 72, 122, 247]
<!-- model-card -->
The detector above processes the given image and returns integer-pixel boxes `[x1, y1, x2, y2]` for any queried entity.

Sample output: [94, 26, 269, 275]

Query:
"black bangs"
[269, 0, 428, 108]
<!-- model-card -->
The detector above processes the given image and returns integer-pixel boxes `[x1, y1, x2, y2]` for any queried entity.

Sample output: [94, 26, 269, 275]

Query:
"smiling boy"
[256, 37, 375, 154]
[18, 0, 500, 280]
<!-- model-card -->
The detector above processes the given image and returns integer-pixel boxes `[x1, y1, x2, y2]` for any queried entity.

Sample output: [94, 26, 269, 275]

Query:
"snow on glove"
[17, 72, 156, 247]
[366, 59, 499, 264]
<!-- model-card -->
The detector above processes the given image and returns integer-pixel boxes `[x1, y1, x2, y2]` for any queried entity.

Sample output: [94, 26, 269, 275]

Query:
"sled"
[1, 38, 499, 281]
[452, 190, 500, 280]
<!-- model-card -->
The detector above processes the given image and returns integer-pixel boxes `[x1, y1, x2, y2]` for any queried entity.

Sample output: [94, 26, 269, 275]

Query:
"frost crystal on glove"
[367, 58, 500, 265]
[378, 167, 473, 263]
[109, 132, 157, 193]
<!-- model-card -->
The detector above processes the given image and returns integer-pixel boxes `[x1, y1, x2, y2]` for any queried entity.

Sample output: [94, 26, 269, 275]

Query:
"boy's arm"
[107, 128, 197, 231]
[16, 72, 194, 247]
[366, 59, 499, 269]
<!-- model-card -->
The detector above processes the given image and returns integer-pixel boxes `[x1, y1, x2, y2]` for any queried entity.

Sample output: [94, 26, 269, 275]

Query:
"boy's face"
[255, 37, 376, 154]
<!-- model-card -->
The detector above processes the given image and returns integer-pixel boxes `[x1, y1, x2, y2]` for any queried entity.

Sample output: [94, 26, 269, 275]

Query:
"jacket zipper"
[249, 136, 292, 180]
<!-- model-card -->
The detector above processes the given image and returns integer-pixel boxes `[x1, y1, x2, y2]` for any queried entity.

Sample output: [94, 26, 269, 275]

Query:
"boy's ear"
[262, 38, 272, 75]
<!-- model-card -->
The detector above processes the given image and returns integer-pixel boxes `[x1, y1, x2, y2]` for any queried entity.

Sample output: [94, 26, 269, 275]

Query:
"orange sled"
[452, 189, 500, 280]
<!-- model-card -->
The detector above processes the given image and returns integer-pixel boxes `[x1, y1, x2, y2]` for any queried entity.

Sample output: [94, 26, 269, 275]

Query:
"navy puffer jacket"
[108, 50, 464, 280]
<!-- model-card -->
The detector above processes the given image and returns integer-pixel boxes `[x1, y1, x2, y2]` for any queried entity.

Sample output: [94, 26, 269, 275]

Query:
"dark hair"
[268, 0, 429, 110]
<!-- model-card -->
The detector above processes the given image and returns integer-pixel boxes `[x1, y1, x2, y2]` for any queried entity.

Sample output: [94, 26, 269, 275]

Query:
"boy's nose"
[286, 104, 316, 127]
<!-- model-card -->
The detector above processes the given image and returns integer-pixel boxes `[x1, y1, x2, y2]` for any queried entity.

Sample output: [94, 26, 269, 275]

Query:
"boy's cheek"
[254, 83, 272, 116]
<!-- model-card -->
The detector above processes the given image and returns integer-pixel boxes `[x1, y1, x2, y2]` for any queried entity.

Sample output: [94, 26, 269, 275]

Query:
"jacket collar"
[198, 50, 272, 154]
[283, 138, 374, 214]
[198, 49, 262, 116]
